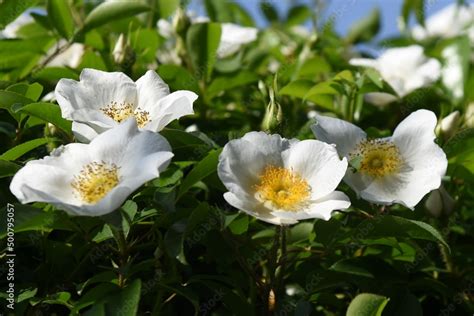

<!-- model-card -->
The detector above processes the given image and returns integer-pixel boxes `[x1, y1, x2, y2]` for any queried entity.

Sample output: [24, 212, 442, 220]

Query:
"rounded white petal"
[311, 115, 367, 157]
[223, 192, 295, 225]
[217, 23, 258, 58]
[271, 191, 350, 221]
[142, 90, 198, 131]
[136, 70, 171, 106]
[282, 140, 348, 200]
[47, 43, 84, 68]
[157, 19, 174, 38]
[72, 121, 100, 143]
[349, 58, 378, 68]
[218, 132, 290, 197]
[364, 92, 398, 107]
[55, 68, 138, 120]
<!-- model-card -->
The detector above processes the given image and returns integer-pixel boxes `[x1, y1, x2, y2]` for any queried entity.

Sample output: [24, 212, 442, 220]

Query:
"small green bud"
[261, 88, 283, 133]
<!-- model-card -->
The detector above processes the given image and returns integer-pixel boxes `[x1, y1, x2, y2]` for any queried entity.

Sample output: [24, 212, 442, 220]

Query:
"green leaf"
[208, 71, 259, 98]
[0, 138, 53, 161]
[18, 102, 72, 133]
[83, 1, 150, 31]
[186, 22, 222, 81]
[157, 64, 200, 93]
[286, 5, 312, 26]
[368, 215, 450, 251]
[346, 8, 380, 43]
[6, 82, 43, 101]
[228, 215, 249, 235]
[330, 259, 375, 278]
[0, 90, 35, 118]
[0, 205, 60, 239]
[346, 293, 390, 316]
[177, 149, 222, 199]
[280, 80, 314, 99]
[157, 0, 179, 19]
[0, 160, 21, 178]
[0, 0, 39, 30]
[260, 1, 279, 23]
[47, 0, 75, 39]
[105, 279, 141, 316]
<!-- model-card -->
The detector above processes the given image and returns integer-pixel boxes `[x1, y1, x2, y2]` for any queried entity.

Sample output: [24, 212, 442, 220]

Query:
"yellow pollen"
[101, 101, 151, 128]
[254, 165, 310, 211]
[350, 139, 403, 178]
[71, 161, 120, 204]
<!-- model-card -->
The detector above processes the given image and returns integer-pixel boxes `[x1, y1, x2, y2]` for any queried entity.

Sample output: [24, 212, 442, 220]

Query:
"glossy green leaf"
[208, 70, 259, 98]
[186, 22, 222, 81]
[346, 293, 390, 316]
[177, 149, 222, 199]
[18, 102, 72, 133]
[0, 0, 38, 30]
[47, 0, 75, 39]
[0, 138, 53, 161]
[83, 1, 150, 31]
[0, 159, 21, 178]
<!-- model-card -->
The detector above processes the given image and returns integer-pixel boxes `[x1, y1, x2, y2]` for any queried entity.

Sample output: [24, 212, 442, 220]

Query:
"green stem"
[112, 228, 128, 288]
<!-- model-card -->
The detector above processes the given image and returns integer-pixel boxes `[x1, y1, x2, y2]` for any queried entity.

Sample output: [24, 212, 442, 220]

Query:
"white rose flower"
[218, 132, 350, 225]
[350, 45, 441, 106]
[157, 13, 257, 58]
[10, 119, 173, 216]
[311, 110, 448, 208]
[412, 4, 474, 42]
[55, 68, 198, 142]
[217, 23, 258, 58]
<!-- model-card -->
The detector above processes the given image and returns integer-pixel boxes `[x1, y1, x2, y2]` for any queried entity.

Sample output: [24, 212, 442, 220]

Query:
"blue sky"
[189, 0, 465, 39]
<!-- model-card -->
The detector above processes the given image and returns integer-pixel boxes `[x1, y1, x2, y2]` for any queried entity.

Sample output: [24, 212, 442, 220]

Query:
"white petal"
[311, 115, 366, 157]
[223, 192, 296, 225]
[217, 132, 290, 197]
[136, 70, 171, 106]
[364, 92, 398, 107]
[72, 121, 100, 143]
[157, 19, 174, 38]
[282, 140, 348, 200]
[349, 58, 378, 68]
[271, 191, 350, 221]
[47, 43, 84, 68]
[217, 23, 258, 58]
[142, 90, 198, 132]
[55, 68, 138, 120]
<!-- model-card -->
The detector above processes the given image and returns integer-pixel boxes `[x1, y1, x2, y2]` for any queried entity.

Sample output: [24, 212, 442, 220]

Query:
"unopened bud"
[113, 34, 135, 68]
[172, 8, 191, 37]
[261, 88, 283, 133]
[437, 111, 460, 139]
[425, 186, 455, 218]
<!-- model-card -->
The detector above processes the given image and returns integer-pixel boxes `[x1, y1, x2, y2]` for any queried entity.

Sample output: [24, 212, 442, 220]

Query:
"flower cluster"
[10, 69, 198, 216]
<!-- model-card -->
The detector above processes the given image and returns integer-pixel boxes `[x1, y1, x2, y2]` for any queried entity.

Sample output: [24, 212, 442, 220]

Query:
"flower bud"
[172, 8, 191, 37]
[425, 186, 455, 218]
[112, 34, 136, 69]
[436, 111, 460, 139]
[261, 88, 283, 133]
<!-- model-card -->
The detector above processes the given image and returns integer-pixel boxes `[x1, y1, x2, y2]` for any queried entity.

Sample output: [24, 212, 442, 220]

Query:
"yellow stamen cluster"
[254, 165, 310, 211]
[101, 101, 150, 128]
[71, 161, 120, 204]
[350, 139, 403, 178]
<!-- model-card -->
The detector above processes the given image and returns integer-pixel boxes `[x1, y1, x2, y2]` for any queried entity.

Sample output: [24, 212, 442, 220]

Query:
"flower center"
[101, 101, 150, 128]
[350, 139, 403, 178]
[71, 161, 120, 204]
[254, 165, 310, 211]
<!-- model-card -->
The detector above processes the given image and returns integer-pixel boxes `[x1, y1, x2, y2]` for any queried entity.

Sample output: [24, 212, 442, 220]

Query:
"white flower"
[437, 111, 461, 138]
[412, 4, 474, 42]
[311, 110, 448, 208]
[157, 14, 257, 58]
[0, 12, 34, 38]
[350, 45, 441, 105]
[217, 23, 258, 58]
[55, 68, 198, 142]
[218, 132, 350, 225]
[47, 42, 85, 69]
[10, 119, 173, 216]
[441, 45, 465, 100]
